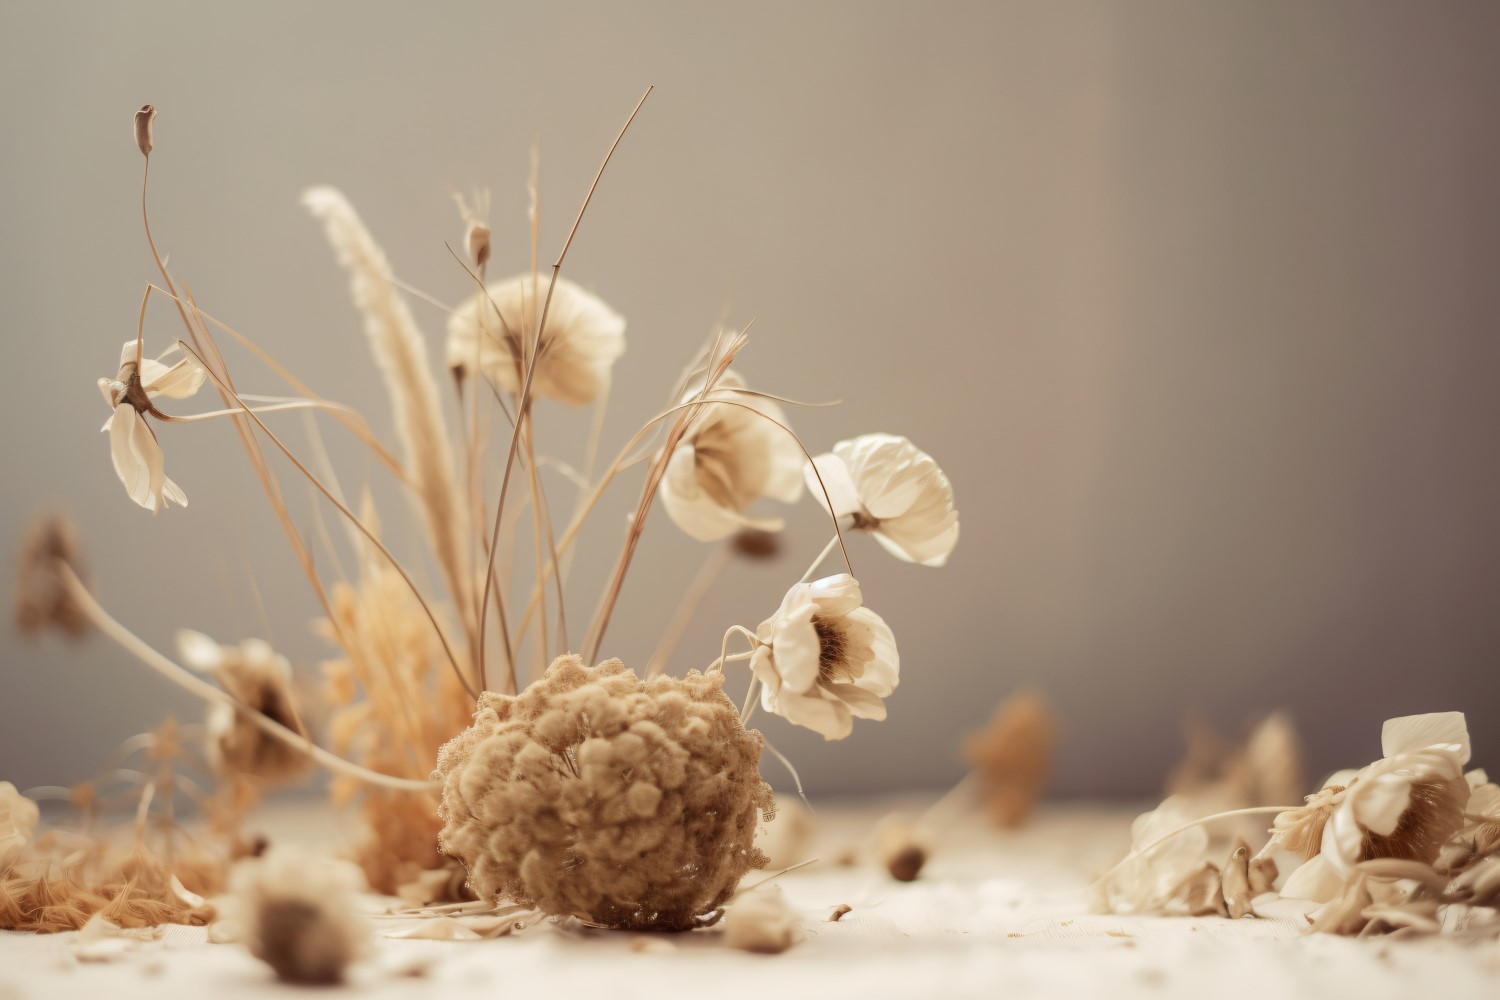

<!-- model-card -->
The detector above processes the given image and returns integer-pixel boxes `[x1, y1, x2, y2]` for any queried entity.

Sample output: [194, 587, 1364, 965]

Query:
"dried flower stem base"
[436, 655, 774, 931]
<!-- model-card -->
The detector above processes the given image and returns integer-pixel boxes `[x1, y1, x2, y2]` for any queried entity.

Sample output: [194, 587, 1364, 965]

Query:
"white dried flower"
[750, 574, 898, 740]
[445, 275, 624, 406]
[177, 630, 310, 784]
[805, 433, 958, 567]
[0, 781, 40, 871]
[1091, 795, 1212, 914]
[97, 340, 205, 512]
[723, 886, 800, 954]
[660, 373, 804, 542]
[1280, 712, 1471, 902]
[227, 850, 369, 985]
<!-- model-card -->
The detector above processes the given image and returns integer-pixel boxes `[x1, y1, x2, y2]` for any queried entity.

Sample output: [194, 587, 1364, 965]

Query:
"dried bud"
[134, 105, 155, 157]
[467, 221, 491, 269]
[15, 513, 90, 639]
[875, 816, 929, 882]
[229, 851, 369, 985]
[1220, 841, 1254, 919]
[731, 528, 781, 560]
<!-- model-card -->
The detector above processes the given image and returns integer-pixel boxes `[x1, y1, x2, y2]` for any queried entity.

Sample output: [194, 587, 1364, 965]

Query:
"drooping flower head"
[1277, 712, 1472, 902]
[659, 373, 805, 542]
[750, 574, 898, 740]
[177, 630, 310, 784]
[445, 275, 624, 406]
[97, 340, 205, 512]
[805, 434, 958, 567]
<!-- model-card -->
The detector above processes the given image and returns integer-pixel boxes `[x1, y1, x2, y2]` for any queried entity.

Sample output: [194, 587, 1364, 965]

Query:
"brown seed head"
[15, 513, 90, 639]
[467, 221, 491, 269]
[134, 105, 155, 157]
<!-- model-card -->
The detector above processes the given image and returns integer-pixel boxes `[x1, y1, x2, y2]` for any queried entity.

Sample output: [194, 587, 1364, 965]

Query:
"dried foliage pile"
[1094, 711, 1500, 941]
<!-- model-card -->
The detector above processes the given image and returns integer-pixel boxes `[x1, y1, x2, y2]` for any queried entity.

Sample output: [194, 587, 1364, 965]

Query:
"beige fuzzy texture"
[229, 851, 369, 985]
[302, 187, 473, 642]
[723, 886, 800, 953]
[435, 655, 774, 931]
[964, 690, 1056, 828]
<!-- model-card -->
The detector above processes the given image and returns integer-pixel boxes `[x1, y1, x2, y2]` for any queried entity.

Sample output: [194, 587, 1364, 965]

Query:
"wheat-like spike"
[302, 187, 476, 666]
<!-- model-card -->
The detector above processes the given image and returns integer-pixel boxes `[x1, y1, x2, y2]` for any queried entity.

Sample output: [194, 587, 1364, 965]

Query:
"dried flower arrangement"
[7, 93, 961, 936]
[1093, 711, 1500, 940]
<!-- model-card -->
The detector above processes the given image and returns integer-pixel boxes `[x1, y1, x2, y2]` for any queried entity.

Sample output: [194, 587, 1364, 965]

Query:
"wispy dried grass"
[303, 188, 476, 669]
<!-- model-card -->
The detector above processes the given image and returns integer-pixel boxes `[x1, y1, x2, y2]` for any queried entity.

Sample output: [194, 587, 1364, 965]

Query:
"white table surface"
[3, 799, 1497, 1000]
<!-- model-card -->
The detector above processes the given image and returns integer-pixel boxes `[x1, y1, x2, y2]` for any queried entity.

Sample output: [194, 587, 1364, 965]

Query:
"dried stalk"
[303, 188, 477, 672]
[55, 564, 435, 791]
[477, 86, 653, 687]
[174, 340, 476, 701]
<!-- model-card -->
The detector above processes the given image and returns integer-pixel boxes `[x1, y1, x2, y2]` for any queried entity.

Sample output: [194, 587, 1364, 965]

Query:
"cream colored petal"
[116, 339, 142, 369]
[658, 443, 764, 542]
[161, 476, 188, 509]
[109, 406, 155, 510]
[142, 420, 170, 514]
[143, 356, 207, 400]
[827, 682, 887, 721]
[177, 630, 226, 672]
[876, 504, 960, 568]
[803, 453, 863, 519]
[1278, 854, 1343, 903]
[1380, 712, 1469, 764]
[772, 602, 821, 693]
[834, 434, 933, 520]
[98, 377, 121, 411]
[751, 645, 782, 696]
[774, 686, 853, 740]
[845, 606, 899, 697]
[445, 275, 624, 407]
[803, 573, 863, 618]
[1349, 772, 1413, 838]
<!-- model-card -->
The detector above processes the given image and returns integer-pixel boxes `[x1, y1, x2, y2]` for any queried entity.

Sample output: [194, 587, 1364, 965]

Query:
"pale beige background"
[3, 1, 1498, 797]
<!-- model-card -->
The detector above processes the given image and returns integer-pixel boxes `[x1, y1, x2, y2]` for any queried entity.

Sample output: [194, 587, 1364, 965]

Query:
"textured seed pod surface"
[436, 655, 774, 931]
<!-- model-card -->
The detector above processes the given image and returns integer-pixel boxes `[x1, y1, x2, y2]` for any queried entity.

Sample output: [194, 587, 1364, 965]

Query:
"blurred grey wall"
[2, 1, 1498, 798]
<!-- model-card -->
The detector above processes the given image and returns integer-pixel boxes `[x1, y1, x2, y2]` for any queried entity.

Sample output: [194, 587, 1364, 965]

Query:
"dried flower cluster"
[13, 94, 962, 945]
[1095, 711, 1500, 941]
[435, 655, 774, 930]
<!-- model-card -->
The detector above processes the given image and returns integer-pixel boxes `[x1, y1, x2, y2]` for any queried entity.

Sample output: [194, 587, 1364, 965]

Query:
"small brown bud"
[875, 816, 929, 882]
[731, 529, 781, 560]
[467, 221, 491, 269]
[134, 104, 155, 157]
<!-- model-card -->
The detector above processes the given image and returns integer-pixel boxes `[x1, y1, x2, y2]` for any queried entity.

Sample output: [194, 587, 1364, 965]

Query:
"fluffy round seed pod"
[436, 655, 774, 931]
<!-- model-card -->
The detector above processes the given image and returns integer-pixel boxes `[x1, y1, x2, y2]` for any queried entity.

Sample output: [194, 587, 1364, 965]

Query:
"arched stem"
[56, 564, 436, 791]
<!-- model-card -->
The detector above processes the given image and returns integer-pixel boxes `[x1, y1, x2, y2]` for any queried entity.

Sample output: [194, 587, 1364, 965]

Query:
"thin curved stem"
[1094, 805, 1298, 887]
[799, 534, 843, 584]
[57, 564, 436, 791]
[583, 395, 856, 663]
[175, 339, 475, 700]
[646, 541, 733, 676]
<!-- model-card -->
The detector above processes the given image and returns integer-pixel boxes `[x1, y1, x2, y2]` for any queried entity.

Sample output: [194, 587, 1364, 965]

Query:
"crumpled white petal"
[445, 275, 624, 407]
[100, 341, 202, 512]
[752, 573, 898, 741]
[107, 404, 186, 513]
[659, 373, 804, 542]
[1381, 712, 1470, 764]
[805, 434, 958, 567]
